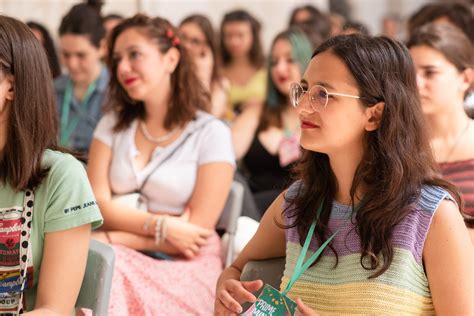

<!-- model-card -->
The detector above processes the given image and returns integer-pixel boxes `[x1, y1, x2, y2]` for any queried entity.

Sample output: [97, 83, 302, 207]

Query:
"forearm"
[24, 307, 66, 316]
[97, 199, 153, 235]
[108, 231, 180, 255]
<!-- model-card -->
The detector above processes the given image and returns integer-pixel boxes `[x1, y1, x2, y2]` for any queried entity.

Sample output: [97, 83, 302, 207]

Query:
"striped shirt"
[281, 183, 453, 315]
[439, 159, 474, 226]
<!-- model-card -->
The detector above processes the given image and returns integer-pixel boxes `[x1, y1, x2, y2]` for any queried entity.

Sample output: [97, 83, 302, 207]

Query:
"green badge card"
[242, 284, 297, 316]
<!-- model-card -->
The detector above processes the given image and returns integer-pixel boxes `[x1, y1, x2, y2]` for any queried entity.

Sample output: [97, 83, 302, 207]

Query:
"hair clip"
[165, 28, 180, 46]
[172, 37, 180, 46]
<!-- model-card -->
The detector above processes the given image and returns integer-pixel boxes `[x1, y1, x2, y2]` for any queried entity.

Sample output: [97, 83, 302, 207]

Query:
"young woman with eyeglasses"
[215, 34, 473, 315]
[87, 14, 235, 314]
[408, 23, 474, 243]
[179, 14, 230, 119]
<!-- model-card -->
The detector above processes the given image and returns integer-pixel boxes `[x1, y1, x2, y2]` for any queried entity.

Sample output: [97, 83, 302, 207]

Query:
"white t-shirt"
[93, 111, 235, 214]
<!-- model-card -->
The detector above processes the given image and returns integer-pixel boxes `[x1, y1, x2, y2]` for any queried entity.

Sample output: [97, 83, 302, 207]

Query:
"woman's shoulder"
[416, 184, 457, 216]
[95, 111, 129, 135]
[39, 150, 90, 189]
[97, 110, 119, 126]
[193, 111, 229, 131]
[283, 180, 303, 201]
[246, 67, 267, 86]
[41, 149, 84, 173]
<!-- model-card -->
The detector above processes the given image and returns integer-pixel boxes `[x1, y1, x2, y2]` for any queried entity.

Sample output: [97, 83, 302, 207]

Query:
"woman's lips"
[301, 120, 320, 129]
[124, 78, 138, 85]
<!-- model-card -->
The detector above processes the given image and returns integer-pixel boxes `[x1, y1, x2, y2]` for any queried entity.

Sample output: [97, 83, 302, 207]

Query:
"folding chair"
[75, 239, 115, 316]
[240, 257, 286, 290]
[217, 181, 245, 267]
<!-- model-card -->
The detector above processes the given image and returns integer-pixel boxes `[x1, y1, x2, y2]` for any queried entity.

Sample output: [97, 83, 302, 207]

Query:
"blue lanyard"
[60, 79, 97, 146]
[281, 202, 339, 296]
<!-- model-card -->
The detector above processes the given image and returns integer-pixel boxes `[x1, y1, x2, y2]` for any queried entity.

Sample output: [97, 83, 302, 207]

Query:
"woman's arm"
[424, 199, 474, 315]
[93, 230, 181, 256]
[87, 139, 157, 235]
[187, 162, 234, 229]
[24, 224, 91, 315]
[210, 78, 230, 119]
[215, 193, 287, 314]
[231, 102, 263, 160]
[88, 139, 212, 256]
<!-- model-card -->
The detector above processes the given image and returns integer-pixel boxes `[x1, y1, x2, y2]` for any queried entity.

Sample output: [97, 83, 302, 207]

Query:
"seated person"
[0, 15, 102, 314]
[232, 28, 312, 216]
[215, 34, 473, 315]
[87, 15, 235, 314]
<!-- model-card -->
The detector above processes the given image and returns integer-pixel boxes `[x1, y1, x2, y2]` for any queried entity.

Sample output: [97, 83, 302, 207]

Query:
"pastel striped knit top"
[281, 182, 453, 315]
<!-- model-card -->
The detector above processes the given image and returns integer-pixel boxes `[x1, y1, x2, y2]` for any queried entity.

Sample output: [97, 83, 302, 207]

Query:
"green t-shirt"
[0, 149, 103, 312]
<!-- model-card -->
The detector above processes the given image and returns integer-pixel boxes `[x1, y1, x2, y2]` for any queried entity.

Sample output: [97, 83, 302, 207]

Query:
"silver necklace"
[140, 121, 179, 144]
[442, 119, 472, 162]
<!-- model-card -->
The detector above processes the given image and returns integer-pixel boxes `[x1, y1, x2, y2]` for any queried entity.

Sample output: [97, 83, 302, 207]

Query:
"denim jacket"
[54, 66, 109, 153]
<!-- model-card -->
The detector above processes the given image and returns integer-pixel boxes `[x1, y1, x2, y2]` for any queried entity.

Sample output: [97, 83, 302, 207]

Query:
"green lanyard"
[281, 202, 339, 296]
[60, 79, 97, 146]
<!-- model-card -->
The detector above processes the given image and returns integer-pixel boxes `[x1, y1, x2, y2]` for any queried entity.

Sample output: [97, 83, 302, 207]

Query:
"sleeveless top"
[242, 135, 291, 193]
[439, 158, 474, 227]
[281, 182, 454, 315]
[228, 68, 267, 109]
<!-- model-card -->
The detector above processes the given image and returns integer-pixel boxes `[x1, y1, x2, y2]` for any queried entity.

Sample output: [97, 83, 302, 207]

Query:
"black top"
[241, 135, 292, 193]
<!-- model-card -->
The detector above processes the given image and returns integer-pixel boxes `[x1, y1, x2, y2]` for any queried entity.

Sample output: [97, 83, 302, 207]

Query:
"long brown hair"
[0, 15, 59, 191]
[284, 34, 462, 278]
[106, 14, 210, 131]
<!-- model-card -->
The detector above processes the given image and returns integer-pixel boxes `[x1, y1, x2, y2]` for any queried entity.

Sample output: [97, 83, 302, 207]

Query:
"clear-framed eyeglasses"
[290, 82, 362, 112]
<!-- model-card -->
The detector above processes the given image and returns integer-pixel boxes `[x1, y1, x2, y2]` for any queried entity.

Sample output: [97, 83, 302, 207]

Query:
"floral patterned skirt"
[108, 234, 222, 315]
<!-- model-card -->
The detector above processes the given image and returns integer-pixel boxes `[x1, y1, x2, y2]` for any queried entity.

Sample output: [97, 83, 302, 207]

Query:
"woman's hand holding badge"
[215, 278, 263, 315]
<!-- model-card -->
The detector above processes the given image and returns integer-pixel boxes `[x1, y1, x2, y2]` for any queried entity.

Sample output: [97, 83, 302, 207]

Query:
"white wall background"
[0, 0, 435, 52]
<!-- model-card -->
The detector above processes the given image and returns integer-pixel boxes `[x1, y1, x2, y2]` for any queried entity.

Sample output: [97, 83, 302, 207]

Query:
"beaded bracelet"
[154, 216, 163, 245]
[143, 214, 154, 235]
[161, 215, 168, 241]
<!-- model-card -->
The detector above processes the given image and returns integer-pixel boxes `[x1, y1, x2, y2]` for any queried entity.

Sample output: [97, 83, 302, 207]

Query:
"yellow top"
[227, 68, 267, 114]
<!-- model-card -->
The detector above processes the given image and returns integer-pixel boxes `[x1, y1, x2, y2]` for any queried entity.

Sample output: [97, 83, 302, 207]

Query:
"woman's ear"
[460, 67, 473, 95]
[165, 47, 180, 74]
[5, 76, 14, 101]
[365, 101, 384, 131]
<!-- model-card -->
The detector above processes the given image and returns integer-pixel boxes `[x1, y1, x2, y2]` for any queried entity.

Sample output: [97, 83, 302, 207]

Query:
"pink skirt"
[108, 234, 222, 315]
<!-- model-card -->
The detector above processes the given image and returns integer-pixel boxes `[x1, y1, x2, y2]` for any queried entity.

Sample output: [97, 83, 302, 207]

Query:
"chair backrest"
[75, 239, 115, 316]
[240, 257, 286, 290]
[216, 181, 244, 267]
